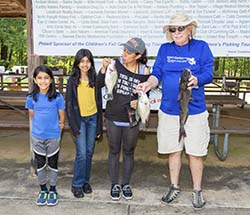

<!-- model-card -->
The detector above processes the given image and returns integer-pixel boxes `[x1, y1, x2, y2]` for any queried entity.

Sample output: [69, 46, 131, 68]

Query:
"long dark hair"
[136, 49, 148, 65]
[70, 49, 96, 88]
[28, 65, 58, 102]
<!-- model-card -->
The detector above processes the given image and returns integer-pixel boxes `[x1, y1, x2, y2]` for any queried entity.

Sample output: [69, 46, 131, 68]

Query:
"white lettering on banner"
[32, 0, 250, 57]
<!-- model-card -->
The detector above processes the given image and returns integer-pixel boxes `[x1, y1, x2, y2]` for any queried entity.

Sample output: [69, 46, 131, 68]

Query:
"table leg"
[211, 104, 220, 145]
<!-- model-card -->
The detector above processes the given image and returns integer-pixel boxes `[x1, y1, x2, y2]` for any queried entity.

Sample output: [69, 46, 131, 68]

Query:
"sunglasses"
[169, 26, 186, 33]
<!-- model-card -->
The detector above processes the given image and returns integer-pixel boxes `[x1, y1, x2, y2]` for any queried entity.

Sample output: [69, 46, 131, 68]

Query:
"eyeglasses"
[168, 26, 186, 33]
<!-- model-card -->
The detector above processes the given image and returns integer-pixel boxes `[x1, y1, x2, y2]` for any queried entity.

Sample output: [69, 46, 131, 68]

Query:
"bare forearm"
[147, 76, 159, 90]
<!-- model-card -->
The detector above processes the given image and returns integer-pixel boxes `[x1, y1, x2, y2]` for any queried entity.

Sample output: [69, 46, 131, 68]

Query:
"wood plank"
[206, 95, 247, 105]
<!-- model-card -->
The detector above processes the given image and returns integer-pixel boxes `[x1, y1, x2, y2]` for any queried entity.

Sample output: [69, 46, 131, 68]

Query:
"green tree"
[0, 18, 27, 70]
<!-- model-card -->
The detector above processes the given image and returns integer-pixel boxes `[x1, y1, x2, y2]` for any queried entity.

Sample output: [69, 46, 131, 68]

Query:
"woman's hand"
[100, 58, 111, 74]
[136, 81, 152, 93]
[188, 75, 198, 90]
[130, 100, 138, 109]
[136, 76, 158, 93]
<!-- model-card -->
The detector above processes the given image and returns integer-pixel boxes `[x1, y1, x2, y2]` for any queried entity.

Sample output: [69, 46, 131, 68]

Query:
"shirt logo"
[167, 56, 196, 65]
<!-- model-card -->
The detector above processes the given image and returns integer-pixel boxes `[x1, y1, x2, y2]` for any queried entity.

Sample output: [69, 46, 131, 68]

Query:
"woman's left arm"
[196, 42, 214, 87]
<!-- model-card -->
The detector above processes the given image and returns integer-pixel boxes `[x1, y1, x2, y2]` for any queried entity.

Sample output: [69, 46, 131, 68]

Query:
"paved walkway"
[1, 158, 250, 215]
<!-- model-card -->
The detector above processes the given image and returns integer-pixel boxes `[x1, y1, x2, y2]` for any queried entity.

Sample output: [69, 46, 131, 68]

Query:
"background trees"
[0, 18, 27, 69]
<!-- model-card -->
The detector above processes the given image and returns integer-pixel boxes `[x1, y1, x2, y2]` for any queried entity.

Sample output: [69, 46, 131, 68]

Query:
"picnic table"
[206, 94, 249, 161]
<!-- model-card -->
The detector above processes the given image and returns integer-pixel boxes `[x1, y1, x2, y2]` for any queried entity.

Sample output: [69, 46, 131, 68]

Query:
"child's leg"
[48, 150, 59, 190]
[34, 152, 47, 190]
[46, 137, 60, 206]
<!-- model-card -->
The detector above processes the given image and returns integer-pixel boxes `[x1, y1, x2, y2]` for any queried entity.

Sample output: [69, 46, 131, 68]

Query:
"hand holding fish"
[187, 75, 198, 90]
[130, 99, 138, 110]
[136, 76, 158, 93]
[100, 58, 111, 74]
[104, 60, 118, 101]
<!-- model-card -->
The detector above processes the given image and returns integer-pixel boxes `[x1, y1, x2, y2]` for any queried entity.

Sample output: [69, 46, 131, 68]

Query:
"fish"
[104, 60, 118, 101]
[178, 68, 192, 142]
[136, 91, 150, 130]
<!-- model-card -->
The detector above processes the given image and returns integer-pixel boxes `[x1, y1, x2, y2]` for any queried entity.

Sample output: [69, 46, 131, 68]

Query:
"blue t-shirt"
[25, 93, 65, 139]
[151, 39, 214, 115]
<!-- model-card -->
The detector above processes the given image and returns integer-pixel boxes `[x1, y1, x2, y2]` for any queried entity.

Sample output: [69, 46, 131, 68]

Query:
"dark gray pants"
[106, 119, 140, 185]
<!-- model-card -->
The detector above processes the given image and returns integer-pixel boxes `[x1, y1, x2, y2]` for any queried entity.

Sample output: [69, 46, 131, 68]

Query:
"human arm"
[195, 42, 214, 87]
[136, 75, 159, 93]
[97, 57, 111, 87]
[28, 109, 34, 119]
[59, 109, 65, 130]
[65, 77, 80, 136]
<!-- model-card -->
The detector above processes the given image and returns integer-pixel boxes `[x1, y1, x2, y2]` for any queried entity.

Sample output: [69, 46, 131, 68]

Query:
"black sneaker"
[122, 184, 133, 200]
[192, 190, 206, 211]
[71, 186, 84, 198]
[161, 184, 181, 204]
[110, 184, 121, 201]
[83, 183, 92, 194]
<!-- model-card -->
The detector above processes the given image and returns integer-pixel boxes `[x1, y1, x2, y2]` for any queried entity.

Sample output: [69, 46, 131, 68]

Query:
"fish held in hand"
[178, 68, 192, 142]
[104, 60, 118, 101]
[136, 91, 150, 130]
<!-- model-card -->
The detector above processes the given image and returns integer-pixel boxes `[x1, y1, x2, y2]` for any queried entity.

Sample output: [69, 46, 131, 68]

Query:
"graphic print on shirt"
[167, 56, 196, 65]
[115, 73, 140, 96]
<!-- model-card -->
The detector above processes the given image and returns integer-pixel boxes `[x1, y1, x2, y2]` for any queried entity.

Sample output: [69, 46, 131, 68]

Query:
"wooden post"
[26, 0, 43, 92]
[26, 0, 43, 175]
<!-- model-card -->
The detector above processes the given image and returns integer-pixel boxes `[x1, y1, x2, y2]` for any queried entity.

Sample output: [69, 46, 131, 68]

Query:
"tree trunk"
[1, 44, 8, 60]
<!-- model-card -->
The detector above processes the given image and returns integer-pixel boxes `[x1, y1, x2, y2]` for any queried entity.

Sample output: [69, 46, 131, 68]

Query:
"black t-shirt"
[105, 59, 149, 122]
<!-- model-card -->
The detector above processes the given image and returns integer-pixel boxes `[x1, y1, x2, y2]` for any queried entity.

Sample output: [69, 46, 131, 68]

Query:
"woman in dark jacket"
[66, 49, 103, 198]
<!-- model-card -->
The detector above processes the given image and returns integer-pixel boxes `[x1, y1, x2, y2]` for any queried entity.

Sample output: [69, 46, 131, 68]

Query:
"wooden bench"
[1, 120, 250, 161]
[0, 91, 27, 115]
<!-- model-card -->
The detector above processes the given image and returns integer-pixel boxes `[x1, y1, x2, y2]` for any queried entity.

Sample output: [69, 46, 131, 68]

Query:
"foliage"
[45, 56, 74, 75]
[0, 18, 27, 69]
[214, 57, 250, 77]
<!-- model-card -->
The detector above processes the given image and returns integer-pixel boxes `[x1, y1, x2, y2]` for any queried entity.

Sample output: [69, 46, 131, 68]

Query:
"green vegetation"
[0, 18, 249, 77]
[0, 18, 27, 69]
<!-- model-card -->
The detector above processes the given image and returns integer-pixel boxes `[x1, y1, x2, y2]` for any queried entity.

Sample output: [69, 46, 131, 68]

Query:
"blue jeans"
[72, 113, 97, 188]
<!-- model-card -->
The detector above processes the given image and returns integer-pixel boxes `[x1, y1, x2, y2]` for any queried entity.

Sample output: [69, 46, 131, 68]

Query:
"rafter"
[0, 0, 26, 18]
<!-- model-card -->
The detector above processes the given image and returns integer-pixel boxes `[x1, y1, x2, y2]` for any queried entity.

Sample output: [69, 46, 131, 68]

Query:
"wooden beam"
[15, 0, 26, 9]
[26, 0, 43, 92]
[0, 0, 26, 17]
[0, 12, 25, 18]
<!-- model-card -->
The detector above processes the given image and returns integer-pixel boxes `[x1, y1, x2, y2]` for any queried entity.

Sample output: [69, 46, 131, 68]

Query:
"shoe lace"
[192, 190, 205, 206]
[39, 191, 47, 199]
[166, 186, 180, 201]
[49, 191, 57, 200]
[112, 184, 121, 192]
[122, 184, 131, 192]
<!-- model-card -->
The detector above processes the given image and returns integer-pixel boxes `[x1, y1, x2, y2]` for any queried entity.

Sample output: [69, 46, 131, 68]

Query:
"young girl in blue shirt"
[25, 65, 65, 206]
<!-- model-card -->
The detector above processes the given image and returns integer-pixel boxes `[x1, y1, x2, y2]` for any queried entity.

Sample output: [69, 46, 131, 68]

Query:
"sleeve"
[151, 44, 165, 82]
[196, 42, 214, 87]
[65, 77, 79, 136]
[96, 71, 106, 88]
[25, 95, 34, 109]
